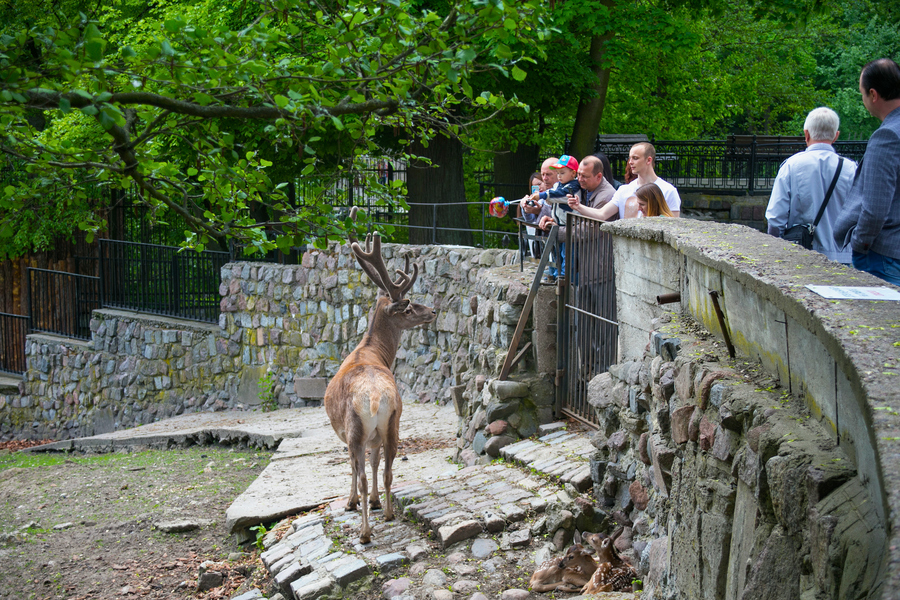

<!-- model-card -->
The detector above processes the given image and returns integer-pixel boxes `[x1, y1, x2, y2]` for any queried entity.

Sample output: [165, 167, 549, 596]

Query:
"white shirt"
[610, 177, 681, 219]
[765, 143, 857, 263]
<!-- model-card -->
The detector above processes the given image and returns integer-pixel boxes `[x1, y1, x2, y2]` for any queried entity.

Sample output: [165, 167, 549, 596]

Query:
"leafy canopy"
[0, 0, 545, 257]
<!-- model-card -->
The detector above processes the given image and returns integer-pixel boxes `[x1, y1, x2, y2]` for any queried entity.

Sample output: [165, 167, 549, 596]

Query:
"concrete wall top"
[604, 217, 900, 595]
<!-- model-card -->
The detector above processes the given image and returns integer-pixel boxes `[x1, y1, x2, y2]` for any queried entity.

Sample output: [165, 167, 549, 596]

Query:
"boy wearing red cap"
[531, 155, 582, 281]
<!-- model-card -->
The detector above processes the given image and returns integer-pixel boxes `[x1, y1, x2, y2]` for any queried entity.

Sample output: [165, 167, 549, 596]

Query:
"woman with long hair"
[634, 183, 674, 217]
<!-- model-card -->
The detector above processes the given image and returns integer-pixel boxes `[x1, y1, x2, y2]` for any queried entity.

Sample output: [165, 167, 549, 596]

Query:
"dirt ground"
[0, 443, 271, 600]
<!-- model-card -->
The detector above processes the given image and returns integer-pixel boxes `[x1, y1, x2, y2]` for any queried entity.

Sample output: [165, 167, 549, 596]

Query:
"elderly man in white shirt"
[765, 107, 857, 264]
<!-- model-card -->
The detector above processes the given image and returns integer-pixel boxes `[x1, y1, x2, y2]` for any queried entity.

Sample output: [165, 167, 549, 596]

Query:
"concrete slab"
[225, 402, 460, 533]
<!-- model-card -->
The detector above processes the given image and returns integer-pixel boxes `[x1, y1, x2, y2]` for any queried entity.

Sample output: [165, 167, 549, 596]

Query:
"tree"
[0, 0, 545, 258]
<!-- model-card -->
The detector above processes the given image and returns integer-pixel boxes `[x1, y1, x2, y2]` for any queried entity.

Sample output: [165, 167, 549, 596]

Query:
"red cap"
[551, 155, 578, 172]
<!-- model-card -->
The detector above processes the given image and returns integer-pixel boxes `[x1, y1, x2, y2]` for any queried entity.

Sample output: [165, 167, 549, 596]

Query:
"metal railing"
[100, 239, 230, 323]
[557, 213, 617, 427]
[0, 312, 29, 374]
[588, 136, 868, 195]
[28, 268, 101, 340]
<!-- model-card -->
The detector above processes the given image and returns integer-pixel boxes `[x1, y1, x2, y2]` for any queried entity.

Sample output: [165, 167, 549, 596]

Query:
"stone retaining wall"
[0, 244, 532, 441]
[600, 218, 896, 598]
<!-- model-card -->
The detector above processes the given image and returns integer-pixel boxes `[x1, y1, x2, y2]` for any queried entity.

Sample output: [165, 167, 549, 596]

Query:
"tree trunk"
[407, 134, 473, 246]
[568, 28, 614, 160]
[493, 140, 540, 202]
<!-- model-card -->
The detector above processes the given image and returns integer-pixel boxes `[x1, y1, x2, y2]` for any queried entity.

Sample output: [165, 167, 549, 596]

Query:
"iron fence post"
[98, 239, 106, 309]
[748, 135, 757, 194]
[432, 204, 437, 245]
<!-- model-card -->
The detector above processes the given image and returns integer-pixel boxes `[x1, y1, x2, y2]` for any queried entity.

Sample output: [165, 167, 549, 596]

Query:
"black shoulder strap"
[812, 158, 844, 229]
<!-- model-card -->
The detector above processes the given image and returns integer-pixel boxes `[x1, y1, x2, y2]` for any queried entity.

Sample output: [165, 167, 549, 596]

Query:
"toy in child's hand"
[489, 196, 510, 218]
[489, 196, 528, 218]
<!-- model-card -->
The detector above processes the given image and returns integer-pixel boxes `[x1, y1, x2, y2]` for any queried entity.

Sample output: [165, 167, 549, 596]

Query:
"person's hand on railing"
[538, 215, 555, 231]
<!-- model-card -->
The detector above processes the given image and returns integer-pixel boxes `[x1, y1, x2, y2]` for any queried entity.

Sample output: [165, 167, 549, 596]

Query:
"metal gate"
[557, 213, 618, 427]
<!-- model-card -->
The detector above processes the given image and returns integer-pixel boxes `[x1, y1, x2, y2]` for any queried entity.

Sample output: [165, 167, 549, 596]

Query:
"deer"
[581, 530, 639, 594]
[323, 207, 436, 544]
[529, 531, 599, 593]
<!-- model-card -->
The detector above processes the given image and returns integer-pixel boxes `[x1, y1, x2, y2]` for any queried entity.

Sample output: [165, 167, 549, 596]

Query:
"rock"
[698, 415, 716, 451]
[376, 552, 408, 572]
[438, 520, 482, 548]
[433, 590, 454, 600]
[486, 420, 508, 435]
[501, 589, 531, 600]
[471, 538, 498, 558]
[52, 522, 75, 530]
[406, 545, 428, 562]
[197, 570, 224, 592]
[638, 433, 651, 465]
[422, 569, 448, 588]
[451, 580, 479, 594]
[671, 405, 696, 444]
[647, 536, 668, 587]
[470, 593, 490, 600]
[154, 518, 212, 533]
[629, 480, 649, 511]
[382, 577, 411, 599]
[484, 435, 516, 458]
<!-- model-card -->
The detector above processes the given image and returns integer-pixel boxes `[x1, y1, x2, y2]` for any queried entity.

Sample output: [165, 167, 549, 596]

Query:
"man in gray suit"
[834, 58, 900, 285]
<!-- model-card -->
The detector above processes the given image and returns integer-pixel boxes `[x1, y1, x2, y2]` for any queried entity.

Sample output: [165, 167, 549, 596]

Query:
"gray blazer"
[834, 107, 900, 259]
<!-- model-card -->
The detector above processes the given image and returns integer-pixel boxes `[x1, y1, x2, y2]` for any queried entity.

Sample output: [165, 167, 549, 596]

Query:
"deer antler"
[347, 207, 418, 301]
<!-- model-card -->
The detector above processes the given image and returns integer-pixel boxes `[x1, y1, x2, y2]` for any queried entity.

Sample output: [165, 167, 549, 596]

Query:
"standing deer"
[324, 208, 436, 544]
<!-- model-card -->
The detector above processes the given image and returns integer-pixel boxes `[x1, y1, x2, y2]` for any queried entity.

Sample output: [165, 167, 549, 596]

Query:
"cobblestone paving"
[239, 427, 635, 600]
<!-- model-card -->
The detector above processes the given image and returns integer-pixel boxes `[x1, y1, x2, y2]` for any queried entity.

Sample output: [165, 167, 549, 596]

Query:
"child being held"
[533, 155, 582, 232]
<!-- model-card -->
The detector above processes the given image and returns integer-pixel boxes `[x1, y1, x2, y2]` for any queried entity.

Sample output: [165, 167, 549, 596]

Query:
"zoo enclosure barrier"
[555, 212, 618, 427]
[585, 135, 868, 194]
[0, 240, 231, 374]
[0, 312, 29, 375]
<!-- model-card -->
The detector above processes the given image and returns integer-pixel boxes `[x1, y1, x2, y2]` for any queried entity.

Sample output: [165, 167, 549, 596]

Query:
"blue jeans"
[852, 250, 900, 286]
[551, 242, 566, 278]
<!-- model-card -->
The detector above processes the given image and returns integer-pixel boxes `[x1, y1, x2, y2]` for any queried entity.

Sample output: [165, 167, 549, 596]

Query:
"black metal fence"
[0, 312, 29, 374]
[557, 213, 617, 427]
[100, 239, 230, 322]
[590, 136, 868, 195]
[28, 268, 101, 340]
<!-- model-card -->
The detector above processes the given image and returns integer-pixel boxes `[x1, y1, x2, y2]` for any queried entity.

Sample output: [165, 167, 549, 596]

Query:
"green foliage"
[258, 370, 278, 413]
[0, 0, 547, 258]
[249, 523, 269, 551]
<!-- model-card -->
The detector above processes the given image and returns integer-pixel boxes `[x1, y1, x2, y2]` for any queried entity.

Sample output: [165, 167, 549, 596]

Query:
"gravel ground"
[0, 444, 271, 600]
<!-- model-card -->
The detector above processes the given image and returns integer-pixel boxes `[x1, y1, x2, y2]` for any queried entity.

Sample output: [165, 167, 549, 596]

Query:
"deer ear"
[386, 299, 410, 315]
[574, 530, 582, 545]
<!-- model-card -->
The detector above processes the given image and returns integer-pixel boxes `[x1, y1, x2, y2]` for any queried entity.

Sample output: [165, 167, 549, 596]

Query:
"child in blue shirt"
[532, 155, 581, 281]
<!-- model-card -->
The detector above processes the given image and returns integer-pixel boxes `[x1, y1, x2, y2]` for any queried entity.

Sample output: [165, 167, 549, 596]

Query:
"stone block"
[484, 435, 515, 458]
[711, 425, 739, 463]
[699, 415, 716, 451]
[375, 552, 407, 572]
[674, 363, 693, 402]
[275, 561, 312, 596]
[638, 433, 651, 465]
[491, 380, 529, 400]
[437, 520, 483, 548]
[671, 405, 696, 444]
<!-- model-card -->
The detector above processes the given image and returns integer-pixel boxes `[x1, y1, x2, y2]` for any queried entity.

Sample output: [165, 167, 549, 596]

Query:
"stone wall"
[0, 243, 533, 441]
[599, 217, 897, 598]
[589, 320, 883, 600]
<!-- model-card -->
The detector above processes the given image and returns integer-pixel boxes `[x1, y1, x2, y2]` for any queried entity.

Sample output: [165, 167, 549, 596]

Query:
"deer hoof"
[347, 500, 359, 512]
[369, 498, 382, 510]
[384, 511, 395, 522]
[359, 532, 371, 544]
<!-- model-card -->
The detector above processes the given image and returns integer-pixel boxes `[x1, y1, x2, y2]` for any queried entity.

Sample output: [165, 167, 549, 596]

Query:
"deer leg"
[347, 447, 359, 511]
[368, 444, 382, 510]
[382, 411, 399, 521]
[351, 443, 372, 544]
